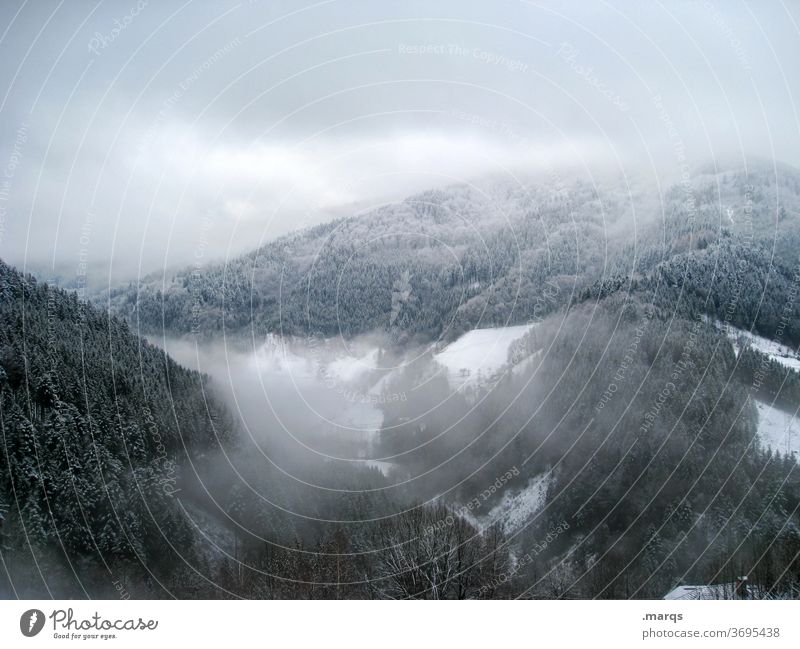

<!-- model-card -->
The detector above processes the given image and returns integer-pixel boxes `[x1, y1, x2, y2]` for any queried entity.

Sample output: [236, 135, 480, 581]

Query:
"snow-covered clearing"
[434, 324, 534, 390]
[663, 583, 738, 600]
[754, 399, 800, 458]
[710, 319, 800, 372]
[457, 472, 551, 535]
[483, 472, 551, 535]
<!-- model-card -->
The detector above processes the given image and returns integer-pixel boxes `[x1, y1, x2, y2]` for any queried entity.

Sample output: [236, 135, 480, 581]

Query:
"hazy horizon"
[1, 0, 798, 283]
[4, 1, 800, 609]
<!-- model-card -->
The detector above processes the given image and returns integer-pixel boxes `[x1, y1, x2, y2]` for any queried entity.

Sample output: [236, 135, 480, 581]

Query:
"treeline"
[0, 260, 236, 597]
[207, 504, 511, 600]
[395, 292, 800, 598]
[104, 174, 634, 340]
[0, 258, 519, 600]
[106, 162, 800, 351]
[519, 297, 800, 598]
[5, 160, 800, 599]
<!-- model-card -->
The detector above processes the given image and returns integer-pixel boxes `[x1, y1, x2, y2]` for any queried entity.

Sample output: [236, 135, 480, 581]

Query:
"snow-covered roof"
[663, 583, 738, 600]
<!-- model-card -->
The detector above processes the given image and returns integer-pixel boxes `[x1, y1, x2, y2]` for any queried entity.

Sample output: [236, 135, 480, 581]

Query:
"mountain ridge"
[103, 161, 800, 348]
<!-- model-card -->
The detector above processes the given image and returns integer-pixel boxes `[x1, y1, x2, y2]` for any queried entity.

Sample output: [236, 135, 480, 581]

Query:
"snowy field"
[434, 324, 534, 390]
[457, 472, 551, 535]
[483, 472, 551, 535]
[663, 583, 738, 600]
[700, 321, 800, 458]
[712, 319, 800, 372]
[755, 399, 800, 457]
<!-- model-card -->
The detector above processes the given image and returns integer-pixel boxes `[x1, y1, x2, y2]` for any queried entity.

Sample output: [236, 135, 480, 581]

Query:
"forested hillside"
[0, 260, 236, 597]
[421, 295, 800, 598]
[105, 174, 639, 339]
[5, 160, 800, 600]
[0, 259, 516, 598]
[107, 161, 800, 345]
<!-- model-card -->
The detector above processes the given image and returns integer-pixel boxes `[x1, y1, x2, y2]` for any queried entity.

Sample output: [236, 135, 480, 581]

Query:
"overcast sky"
[0, 0, 798, 282]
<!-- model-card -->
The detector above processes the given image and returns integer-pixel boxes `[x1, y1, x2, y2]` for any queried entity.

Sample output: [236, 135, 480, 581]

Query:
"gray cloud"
[0, 0, 798, 282]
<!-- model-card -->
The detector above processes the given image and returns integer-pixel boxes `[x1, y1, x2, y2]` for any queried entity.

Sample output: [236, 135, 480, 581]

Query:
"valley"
[4, 162, 800, 599]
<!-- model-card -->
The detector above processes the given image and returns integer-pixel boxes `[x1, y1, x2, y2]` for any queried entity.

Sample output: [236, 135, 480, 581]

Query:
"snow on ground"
[663, 584, 738, 600]
[710, 319, 800, 372]
[483, 472, 551, 535]
[755, 399, 800, 458]
[434, 324, 534, 390]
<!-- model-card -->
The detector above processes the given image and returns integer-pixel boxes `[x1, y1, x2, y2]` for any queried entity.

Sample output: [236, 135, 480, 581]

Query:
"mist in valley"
[2, 0, 800, 601]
